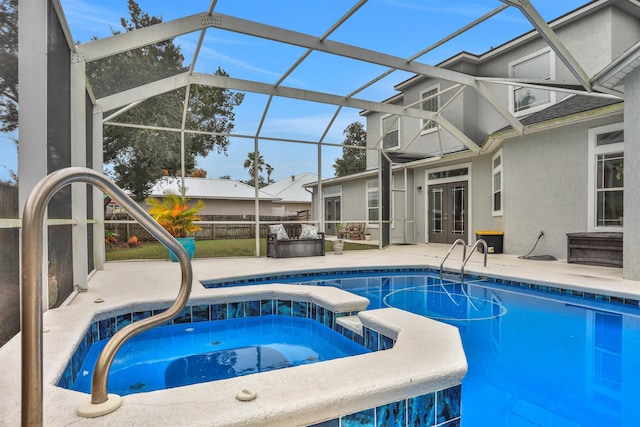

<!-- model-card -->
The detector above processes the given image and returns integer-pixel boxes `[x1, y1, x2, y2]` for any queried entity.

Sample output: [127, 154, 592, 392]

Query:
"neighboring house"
[261, 172, 319, 217]
[310, 0, 639, 261]
[147, 176, 280, 216]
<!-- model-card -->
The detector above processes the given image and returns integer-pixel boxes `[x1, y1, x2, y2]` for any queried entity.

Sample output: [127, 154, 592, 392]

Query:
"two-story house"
[310, 0, 639, 262]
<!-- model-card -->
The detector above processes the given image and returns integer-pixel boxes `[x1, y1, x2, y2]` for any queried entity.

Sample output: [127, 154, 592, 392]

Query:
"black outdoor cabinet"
[567, 232, 622, 267]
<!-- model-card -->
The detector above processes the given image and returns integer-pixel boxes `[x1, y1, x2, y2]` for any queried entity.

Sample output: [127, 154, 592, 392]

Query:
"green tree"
[0, 0, 17, 133]
[89, 0, 244, 200]
[333, 121, 367, 177]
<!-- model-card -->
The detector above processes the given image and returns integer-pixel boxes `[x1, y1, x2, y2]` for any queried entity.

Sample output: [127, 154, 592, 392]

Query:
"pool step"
[337, 315, 363, 336]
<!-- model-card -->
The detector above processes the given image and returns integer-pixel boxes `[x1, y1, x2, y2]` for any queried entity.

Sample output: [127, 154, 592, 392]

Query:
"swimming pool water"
[214, 270, 640, 427]
[70, 315, 369, 396]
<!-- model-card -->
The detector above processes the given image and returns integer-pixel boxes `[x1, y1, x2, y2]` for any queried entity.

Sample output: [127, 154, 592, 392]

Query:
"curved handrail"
[439, 238, 467, 280]
[461, 239, 488, 280]
[21, 167, 193, 424]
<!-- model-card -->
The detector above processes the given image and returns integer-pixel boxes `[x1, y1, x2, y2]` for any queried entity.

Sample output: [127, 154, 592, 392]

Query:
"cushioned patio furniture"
[346, 222, 365, 240]
[267, 224, 325, 258]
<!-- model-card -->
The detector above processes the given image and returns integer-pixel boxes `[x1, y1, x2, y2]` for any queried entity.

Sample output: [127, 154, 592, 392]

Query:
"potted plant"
[145, 192, 205, 261]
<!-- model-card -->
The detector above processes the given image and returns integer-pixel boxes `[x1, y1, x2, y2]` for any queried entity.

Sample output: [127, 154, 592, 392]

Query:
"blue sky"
[1, 0, 589, 183]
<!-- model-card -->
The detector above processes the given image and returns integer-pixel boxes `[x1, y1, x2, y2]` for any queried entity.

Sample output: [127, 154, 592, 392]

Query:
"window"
[381, 115, 399, 149]
[509, 49, 555, 115]
[428, 167, 469, 181]
[492, 150, 503, 216]
[421, 86, 439, 132]
[367, 179, 379, 223]
[588, 124, 624, 230]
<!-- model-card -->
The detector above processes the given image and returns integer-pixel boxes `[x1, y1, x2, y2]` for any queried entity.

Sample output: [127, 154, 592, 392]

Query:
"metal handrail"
[21, 167, 193, 424]
[461, 239, 488, 280]
[439, 238, 467, 280]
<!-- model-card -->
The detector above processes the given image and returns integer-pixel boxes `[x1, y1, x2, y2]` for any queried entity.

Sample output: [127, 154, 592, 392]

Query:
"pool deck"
[82, 241, 635, 304]
[0, 242, 637, 426]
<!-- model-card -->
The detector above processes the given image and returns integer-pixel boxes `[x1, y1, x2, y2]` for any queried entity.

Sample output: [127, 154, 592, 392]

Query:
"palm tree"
[265, 163, 274, 184]
[243, 151, 264, 180]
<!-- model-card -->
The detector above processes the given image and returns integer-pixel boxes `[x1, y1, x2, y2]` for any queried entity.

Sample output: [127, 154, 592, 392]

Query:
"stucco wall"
[501, 115, 623, 259]
[610, 8, 640, 69]
[340, 180, 369, 222]
[400, 80, 470, 155]
[469, 155, 497, 236]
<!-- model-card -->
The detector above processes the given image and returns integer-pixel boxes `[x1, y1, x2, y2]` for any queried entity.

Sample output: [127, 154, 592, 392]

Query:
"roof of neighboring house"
[149, 177, 280, 201]
[261, 172, 320, 203]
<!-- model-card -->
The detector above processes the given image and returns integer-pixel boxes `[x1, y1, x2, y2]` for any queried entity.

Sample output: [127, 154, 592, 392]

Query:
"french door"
[325, 196, 341, 235]
[428, 181, 468, 244]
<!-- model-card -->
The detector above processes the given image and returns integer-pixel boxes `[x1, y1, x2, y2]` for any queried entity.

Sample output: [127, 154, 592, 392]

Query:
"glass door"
[428, 180, 467, 244]
[325, 196, 341, 235]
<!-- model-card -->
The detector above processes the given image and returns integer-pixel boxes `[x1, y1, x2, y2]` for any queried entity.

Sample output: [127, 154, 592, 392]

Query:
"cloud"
[186, 43, 283, 79]
[260, 113, 360, 143]
[379, 0, 490, 16]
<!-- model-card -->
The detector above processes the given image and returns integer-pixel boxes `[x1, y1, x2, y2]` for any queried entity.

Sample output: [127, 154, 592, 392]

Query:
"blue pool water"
[207, 269, 640, 427]
[70, 315, 369, 396]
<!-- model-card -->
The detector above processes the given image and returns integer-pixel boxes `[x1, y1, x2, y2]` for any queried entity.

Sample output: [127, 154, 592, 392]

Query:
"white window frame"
[420, 84, 440, 134]
[366, 179, 380, 227]
[322, 185, 343, 232]
[381, 114, 400, 150]
[508, 48, 556, 117]
[492, 149, 503, 216]
[587, 123, 624, 231]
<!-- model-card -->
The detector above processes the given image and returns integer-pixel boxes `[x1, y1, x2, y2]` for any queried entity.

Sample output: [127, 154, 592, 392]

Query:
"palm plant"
[266, 163, 274, 183]
[145, 193, 204, 238]
[243, 151, 264, 180]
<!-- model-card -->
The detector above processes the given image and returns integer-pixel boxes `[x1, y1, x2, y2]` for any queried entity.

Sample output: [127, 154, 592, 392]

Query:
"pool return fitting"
[21, 167, 194, 424]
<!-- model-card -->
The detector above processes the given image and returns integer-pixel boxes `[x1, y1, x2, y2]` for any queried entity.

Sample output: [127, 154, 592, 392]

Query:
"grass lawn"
[106, 238, 376, 261]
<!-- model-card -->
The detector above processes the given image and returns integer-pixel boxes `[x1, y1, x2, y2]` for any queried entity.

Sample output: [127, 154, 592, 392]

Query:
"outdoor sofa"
[267, 224, 325, 258]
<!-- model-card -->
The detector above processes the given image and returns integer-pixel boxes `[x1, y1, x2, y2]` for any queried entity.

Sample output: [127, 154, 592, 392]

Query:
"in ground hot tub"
[8, 284, 466, 426]
[66, 314, 371, 395]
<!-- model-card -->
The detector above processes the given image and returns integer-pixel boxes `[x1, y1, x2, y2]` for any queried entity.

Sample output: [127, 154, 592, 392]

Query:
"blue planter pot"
[168, 237, 195, 262]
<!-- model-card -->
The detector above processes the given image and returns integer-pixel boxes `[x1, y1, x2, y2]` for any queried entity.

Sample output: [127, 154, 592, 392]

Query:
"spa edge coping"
[0, 284, 467, 427]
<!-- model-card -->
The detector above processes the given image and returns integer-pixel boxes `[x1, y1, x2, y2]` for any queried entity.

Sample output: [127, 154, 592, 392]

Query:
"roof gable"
[261, 172, 320, 203]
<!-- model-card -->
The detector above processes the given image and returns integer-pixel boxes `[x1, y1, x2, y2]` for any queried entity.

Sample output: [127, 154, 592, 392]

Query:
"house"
[310, 0, 639, 263]
[261, 172, 320, 217]
[147, 176, 280, 216]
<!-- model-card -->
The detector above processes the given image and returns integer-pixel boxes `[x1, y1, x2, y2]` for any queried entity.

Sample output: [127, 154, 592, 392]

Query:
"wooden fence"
[105, 213, 314, 242]
[0, 183, 18, 219]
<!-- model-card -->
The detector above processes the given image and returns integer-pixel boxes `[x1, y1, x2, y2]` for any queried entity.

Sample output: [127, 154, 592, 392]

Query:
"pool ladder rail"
[21, 167, 194, 425]
[439, 238, 488, 283]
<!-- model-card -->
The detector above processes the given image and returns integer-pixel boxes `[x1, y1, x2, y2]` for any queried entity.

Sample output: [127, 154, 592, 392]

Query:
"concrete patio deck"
[80, 241, 635, 306]
[0, 242, 637, 426]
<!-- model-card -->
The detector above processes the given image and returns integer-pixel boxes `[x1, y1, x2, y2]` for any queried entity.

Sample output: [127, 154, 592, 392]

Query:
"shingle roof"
[495, 95, 623, 133]
[149, 177, 280, 201]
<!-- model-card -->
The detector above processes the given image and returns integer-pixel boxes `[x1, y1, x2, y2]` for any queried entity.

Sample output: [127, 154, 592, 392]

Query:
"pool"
[69, 315, 370, 396]
[207, 268, 640, 427]
[47, 284, 466, 426]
